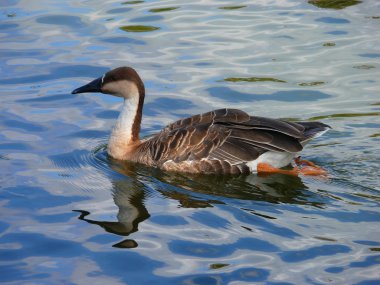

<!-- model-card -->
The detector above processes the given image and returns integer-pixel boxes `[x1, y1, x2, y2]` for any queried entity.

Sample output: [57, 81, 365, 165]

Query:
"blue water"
[1, 0, 380, 284]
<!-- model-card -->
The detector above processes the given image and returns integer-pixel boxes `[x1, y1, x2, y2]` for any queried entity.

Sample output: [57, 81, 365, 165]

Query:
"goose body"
[72, 67, 330, 175]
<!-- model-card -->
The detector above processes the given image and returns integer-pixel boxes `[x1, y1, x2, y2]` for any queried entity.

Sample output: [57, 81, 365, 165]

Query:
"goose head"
[72, 66, 145, 99]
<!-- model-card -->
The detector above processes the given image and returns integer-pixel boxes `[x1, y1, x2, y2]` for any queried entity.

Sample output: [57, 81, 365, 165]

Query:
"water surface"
[1, 0, 380, 284]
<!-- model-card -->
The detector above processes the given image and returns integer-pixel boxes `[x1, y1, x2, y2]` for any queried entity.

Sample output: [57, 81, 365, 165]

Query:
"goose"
[72, 66, 330, 176]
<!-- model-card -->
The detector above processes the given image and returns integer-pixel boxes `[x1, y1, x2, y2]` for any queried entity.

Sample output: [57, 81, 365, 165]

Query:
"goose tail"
[297, 122, 331, 145]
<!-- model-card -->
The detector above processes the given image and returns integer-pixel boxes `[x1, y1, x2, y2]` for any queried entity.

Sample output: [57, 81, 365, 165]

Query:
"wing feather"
[229, 129, 302, 153]
[164, 108, 250, 131]
[209, 138, 261, 165]
[217, 116, 304, 138]
[146, 109, 310, 166]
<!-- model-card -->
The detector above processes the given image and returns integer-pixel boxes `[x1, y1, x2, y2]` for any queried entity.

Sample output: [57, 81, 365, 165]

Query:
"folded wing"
[147, 108, 313, 166]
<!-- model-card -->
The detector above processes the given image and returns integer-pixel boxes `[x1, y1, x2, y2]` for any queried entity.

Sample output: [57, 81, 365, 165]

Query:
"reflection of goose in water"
[72, 67, 330, 176]
[74, 160, 325, 248]
[114, 161, 324, 207]
[74, 178, 150, 249]
[157, 171, 325, 208]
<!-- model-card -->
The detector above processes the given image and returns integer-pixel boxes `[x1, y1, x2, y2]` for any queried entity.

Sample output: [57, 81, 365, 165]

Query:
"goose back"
[128, 108, 326, 174]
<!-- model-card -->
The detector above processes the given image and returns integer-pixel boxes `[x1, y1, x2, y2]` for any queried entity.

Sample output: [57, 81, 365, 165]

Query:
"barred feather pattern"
[127, 108, 330, 175]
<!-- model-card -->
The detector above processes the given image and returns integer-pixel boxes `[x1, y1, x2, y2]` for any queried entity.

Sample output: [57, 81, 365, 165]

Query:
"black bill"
[72, 76, 103, 94]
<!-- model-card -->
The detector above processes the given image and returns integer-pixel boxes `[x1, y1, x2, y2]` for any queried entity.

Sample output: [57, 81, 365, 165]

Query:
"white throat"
[107, 85, 140, 159]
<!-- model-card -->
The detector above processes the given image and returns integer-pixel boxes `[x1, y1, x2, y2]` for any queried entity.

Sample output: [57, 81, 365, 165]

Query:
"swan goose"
[72, 67, 330, 176]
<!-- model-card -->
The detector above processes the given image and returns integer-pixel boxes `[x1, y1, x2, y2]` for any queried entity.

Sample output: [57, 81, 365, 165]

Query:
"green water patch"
[119, 25, 159, 32]
[371, 102, 380, 106]
[311, 142, 341, 148]
[149, 7, 179, 13]
[353, 64, 376, 69]
[308, 0, 361, 9]
[223, 77, 287, 83]
[209, 263, 230, 270]
[122, 0, 144, 4]
[208, 87, 330, 102]
[354, 193, 380, 202]
[219, 6, 247, 10]
[323, 42, 336, 47]
[309, 112, 380, 120]
[298, 81, 325, 86]
[314, 236, 338, 242]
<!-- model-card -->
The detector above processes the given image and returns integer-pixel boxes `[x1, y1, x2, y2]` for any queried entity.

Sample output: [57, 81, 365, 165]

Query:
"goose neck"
[107, 87, 144, 159]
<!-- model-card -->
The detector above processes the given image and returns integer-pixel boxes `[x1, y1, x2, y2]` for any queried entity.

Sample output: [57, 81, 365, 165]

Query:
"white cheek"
[102, 81, 135, 98]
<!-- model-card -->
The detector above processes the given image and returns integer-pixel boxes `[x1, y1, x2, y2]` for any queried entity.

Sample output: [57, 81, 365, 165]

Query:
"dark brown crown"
[103, 67, 145, 97]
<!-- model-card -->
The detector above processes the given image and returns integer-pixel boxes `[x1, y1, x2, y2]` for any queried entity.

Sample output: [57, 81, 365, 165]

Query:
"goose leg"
[294, 156, 328, 175]
[257, 163, 299, 176]
[295, 156, 317, 167]
[257, 161, 327, 176]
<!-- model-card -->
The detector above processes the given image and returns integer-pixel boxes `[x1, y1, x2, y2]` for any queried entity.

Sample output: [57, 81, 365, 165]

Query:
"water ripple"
[1, 0, 380, 284]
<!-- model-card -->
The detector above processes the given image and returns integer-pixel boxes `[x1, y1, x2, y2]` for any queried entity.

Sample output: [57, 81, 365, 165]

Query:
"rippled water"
[1, 0, 380, 284]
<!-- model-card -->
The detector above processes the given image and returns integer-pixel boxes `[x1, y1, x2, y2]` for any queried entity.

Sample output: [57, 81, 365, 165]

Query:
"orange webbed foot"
[257, 159, 328, 177]
[295, 156, 317, 167]
[297, 165, 328, 176]
[257, 163, 299, 177]
[294, 156, 328, 176]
